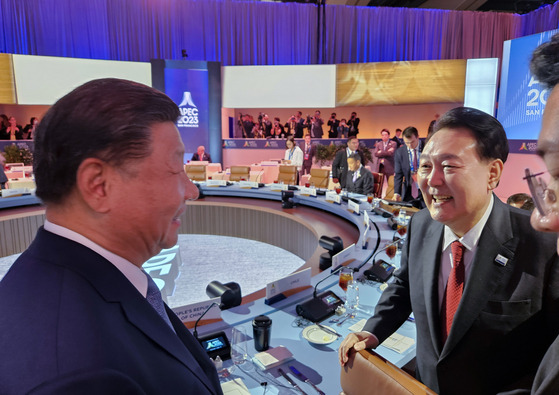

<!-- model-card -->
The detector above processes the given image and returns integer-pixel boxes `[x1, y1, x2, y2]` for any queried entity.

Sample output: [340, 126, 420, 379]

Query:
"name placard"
[299, 187, 317, 197]
[332, 243, 356, 268]
[172, 297, 221, 323]
[270, 183, 288, 192]
[239, 180, 259, 189]
[348, 199, 360, 214]
[265, 268, 311, 302]
[206, 179, 227, 187]
[325, 191, 341, 204]
[1, 188, 27, 198]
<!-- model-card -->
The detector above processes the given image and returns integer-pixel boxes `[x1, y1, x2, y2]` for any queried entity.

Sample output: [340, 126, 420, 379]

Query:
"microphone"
[355, 238, 400, 273]
[193, 302, 218, 339]
[313, 264, 346, 298]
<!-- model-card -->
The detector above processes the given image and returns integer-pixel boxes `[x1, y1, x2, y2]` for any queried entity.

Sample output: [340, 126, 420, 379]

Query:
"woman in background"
[283, 136, 303, 184]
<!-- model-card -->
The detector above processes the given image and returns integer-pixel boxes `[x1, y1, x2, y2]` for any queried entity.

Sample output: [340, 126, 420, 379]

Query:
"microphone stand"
[193, 302, 219, 339]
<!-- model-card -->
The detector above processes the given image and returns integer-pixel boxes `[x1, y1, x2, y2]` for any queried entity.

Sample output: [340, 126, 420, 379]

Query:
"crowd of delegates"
[237, 111, 360, 139]
[0, 115, 39, 140]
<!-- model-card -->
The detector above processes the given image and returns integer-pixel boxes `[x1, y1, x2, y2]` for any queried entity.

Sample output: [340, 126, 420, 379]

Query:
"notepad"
[381, 333, 415, 354]
[221, 378, 250, 395]
[252, 346, 294, 370]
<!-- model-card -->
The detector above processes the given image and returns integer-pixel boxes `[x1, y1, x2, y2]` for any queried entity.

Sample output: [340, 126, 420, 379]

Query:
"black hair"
[530, 33, 559, 89]
[34, 78, 180, 204]
[433, 107, 509, 163]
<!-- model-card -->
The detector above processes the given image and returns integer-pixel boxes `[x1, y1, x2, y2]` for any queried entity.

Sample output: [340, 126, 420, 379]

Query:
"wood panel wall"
[0, 54, 16, 104]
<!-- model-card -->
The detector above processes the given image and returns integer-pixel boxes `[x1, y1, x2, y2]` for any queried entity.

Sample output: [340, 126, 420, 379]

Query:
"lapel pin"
[495, 254, 509, 266]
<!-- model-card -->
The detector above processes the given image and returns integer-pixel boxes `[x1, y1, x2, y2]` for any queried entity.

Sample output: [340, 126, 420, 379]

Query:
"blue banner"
[497, 29, 558, 141]
[164, 68, 209, 154]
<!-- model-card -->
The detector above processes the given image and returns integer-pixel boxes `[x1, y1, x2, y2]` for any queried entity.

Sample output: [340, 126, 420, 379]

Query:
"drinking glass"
[338, 267, 354, 296]
[230, 327, 249, 371]
[345, 282, 359, 314]
[385, 242, 397, 265]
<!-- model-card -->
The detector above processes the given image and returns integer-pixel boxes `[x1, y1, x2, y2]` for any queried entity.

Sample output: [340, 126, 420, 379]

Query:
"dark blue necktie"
[144, 271, 175, 331]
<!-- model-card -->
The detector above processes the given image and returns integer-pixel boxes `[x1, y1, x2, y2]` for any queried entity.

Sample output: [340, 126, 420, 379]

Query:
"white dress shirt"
[437, 194, 494, 309]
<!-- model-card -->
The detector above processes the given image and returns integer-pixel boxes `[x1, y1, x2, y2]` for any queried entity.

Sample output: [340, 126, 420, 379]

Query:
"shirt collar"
[443, 194, 494, 251]
[43, 219, 148, 297]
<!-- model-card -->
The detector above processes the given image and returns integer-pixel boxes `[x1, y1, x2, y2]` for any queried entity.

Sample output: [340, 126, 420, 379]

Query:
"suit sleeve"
[362, 171, 375, 195]
[332, 151, 342, 179]
[393, 148, 404, 196]
[362, 213, 415, 343]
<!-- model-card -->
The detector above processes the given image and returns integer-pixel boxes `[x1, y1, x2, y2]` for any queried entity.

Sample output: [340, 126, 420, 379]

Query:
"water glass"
[230, 327, 249, 367]
[345, 282, 359, 313]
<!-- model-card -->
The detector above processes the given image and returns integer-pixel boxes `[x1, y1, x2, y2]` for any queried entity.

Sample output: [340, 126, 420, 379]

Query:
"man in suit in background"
[294, 111, 306, 138]
[348, 112, 360, 137]
[393, 126, 424, 207]
[391, 128, 403, 148]
[345, 153, 374, 195]
[191, 145, 212, 162]
[373, 128, 397, 191]
[340, 107, 559, 394]
[515, 32, 559, 395]
[300, 134, 316, 179]
[0, 79, 222, 394]
[332, 135, 363, 189]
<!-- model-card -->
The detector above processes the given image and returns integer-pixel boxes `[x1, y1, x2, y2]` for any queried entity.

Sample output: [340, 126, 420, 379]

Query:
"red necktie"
[441, 241, 466, 344]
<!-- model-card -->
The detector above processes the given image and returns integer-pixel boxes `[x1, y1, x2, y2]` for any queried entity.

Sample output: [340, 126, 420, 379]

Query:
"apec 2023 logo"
[177, 91, 199, 128]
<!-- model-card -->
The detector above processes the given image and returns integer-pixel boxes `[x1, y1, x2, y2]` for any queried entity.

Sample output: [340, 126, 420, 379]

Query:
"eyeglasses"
[523, 168, 558, 216]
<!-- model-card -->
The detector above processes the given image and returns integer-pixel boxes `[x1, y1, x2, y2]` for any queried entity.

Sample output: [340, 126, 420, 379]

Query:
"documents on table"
[348, 319, 414, 354]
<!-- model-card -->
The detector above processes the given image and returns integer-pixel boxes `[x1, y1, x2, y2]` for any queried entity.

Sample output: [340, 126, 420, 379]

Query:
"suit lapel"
[420, 220, 446, 355]
[30, 229, 218, 394]
[440, 198, 516, 358]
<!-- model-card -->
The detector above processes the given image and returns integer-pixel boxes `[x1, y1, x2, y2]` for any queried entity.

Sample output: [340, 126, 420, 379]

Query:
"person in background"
[348, 112, 360, 137]
[339, 106, 559, 395]
[5, 116, 21, 141]
[191, 145, 212, 162]
[393, 126, 424, 208]
[300, 134, 316, 180]
[240, 114, 254, 138]
[427, 113, 440, 139]
[271, 117, 286, 139]
[283, 135, 303, 184]
[327, 112, 340, 138]
[391, 128, 403, 148]
[309, 110, 324, 139]
[345, 153, 374, 195]
[261, 113, 272, 138]
[338, 118, 349, 139]
[0, 78, 222, 394]
[373, 128, 397, 190]
[0, 114, 9, 139]
[0, 153, 7, 189]
[294, 111, 306, 138]
[332, 135, 363, 189]
[507, 193, 535, 212]
[284, 115, 296, 137]
[21, 117, 38, 140]
[519, 31, 559, 395]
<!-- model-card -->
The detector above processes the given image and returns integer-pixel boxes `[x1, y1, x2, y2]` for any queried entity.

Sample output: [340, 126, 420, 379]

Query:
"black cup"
[252, 315, 272, 351]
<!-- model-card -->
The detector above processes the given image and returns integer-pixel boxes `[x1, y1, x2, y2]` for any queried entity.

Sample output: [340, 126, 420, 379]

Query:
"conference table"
[0, 183, 416, 394]
[192, 184, 416, 394]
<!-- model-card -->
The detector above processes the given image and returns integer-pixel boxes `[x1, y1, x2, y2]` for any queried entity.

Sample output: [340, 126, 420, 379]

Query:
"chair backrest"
[6, 171, 24, 179]
[276, 165, 297, 185]
[184, 164, 207, 181]
[340, 349, 436, 395]
[230, 166, 250, 182]
[372, 172, 384, 197]
[309, 168, 330, 189]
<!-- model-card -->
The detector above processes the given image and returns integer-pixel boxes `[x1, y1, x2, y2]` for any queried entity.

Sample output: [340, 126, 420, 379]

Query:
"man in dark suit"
[391, 128, 403, 148]
[294, 111, 306, 138]
[0, 79, 222, 394]
[514, 32, 559, 395]
[373, 129, 397, 190]
[345, 153, 374, 195]
[393, 126, 424, 207]
[340, 107, 559, 394]
[300, 134, 316, 179]
[332, 135, 363, 189]
[191, 145, 212, 162]
[347, 112, 359, 137]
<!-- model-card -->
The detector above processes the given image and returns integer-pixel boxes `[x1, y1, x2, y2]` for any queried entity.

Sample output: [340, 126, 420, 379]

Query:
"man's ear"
[488, 159, 504, 190]
[75, 158, 112, 213]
